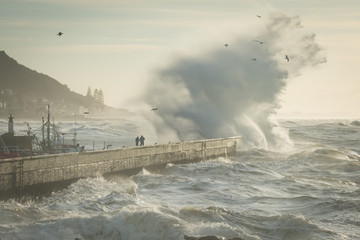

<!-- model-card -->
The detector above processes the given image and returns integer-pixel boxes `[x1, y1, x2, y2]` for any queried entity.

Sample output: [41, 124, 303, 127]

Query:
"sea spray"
[141, 12, 325, 150]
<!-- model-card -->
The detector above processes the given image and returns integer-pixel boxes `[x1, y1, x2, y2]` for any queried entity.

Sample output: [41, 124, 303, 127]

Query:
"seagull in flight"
[224, 43, 229, 47]
[253, 40, 266, 44]
[57, 32, 63, 36]
[252, 58, 257, 61]
[151, 107, 158, 111]
[256, 15, 262, 18]
[285, 55, 290, 62]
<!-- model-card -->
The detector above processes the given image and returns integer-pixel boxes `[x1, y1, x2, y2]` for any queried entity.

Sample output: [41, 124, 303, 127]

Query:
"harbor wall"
[0, 137, 241, 197]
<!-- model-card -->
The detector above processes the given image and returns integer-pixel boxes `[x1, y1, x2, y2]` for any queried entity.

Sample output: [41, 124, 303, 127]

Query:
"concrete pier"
[0, 137, 241, 199]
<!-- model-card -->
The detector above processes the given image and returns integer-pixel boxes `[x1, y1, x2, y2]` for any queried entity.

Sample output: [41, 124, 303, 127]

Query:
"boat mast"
[8, 113, 14, 136]
[42, 117, 44, 144]
[47, 104, 50, 149]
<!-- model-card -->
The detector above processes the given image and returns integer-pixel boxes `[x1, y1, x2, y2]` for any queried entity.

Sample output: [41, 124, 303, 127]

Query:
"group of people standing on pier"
[135, 135, 145, 146]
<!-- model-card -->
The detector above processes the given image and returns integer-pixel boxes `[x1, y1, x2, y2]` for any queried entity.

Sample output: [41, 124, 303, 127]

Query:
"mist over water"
[142, 13, 325, 150]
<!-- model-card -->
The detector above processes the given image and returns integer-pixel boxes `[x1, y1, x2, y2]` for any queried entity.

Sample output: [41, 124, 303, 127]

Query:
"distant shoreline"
[0, 112, 135, 122]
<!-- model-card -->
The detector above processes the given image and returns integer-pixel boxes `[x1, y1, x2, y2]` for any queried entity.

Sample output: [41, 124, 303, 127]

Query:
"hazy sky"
[1, 0, 359, 118]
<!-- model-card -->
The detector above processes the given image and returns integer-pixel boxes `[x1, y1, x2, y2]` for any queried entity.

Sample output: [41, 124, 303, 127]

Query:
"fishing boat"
[0, 105, 80, 159]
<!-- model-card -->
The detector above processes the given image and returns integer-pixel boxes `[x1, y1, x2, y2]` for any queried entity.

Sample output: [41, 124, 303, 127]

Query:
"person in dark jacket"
[139, 135, 145, 146]
[135, 136, 139, 146]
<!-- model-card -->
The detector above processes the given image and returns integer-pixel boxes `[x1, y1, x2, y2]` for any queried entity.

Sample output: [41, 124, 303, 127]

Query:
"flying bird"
[57, 32, 63, 36]
[224, 44, 229, 47]
[285, 55, 290, 62]
[151, 107, 158, 111]
[252, 58, 257, 61]
[256, 15, 262, 18]
[253, 40, 266, 44]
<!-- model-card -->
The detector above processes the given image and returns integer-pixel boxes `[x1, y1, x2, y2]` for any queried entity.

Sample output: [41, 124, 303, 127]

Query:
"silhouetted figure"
[224, 44, 229, 47]
[256, 15, 262, 18]
[140, 135, 145, 146]
[79, 146, 85, 153]
[135, 136, 139, 146]
[285, 55, 290, 62]
[57, 32, 63, 36]
[151, 107, 158, 111]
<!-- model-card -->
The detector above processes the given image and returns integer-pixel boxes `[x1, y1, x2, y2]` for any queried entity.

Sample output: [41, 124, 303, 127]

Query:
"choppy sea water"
[0, 118, 359, 240]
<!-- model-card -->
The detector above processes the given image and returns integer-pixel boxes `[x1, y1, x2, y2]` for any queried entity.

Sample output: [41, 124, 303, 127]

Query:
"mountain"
[0, 50, 131, 119]
[0, 50, 89, 105]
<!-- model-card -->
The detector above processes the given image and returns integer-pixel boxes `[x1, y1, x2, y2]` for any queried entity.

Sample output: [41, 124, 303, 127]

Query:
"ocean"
[0, 118, 359, 240]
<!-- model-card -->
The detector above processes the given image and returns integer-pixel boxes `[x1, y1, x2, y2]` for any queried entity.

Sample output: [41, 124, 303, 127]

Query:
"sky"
[1, 0, 360, 119]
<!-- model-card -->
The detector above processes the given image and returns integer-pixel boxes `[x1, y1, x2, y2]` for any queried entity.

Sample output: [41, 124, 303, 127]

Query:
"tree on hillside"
[98, 89, 104, 104]
[86, 86, 92, 97]
[92, 88, 104, 104]
[93, 89, 99, 101]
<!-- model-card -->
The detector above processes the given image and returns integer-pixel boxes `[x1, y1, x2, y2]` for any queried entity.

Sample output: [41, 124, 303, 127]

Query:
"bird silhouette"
[224, 44, 229, 47]
[253, 40, 266, 44]
[256, 15, 262, 18]
[252, 58, 257, 61]
[57, 32, 63, 36]
[151, 108, 158, 111]
[285, 55, 290, 62]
